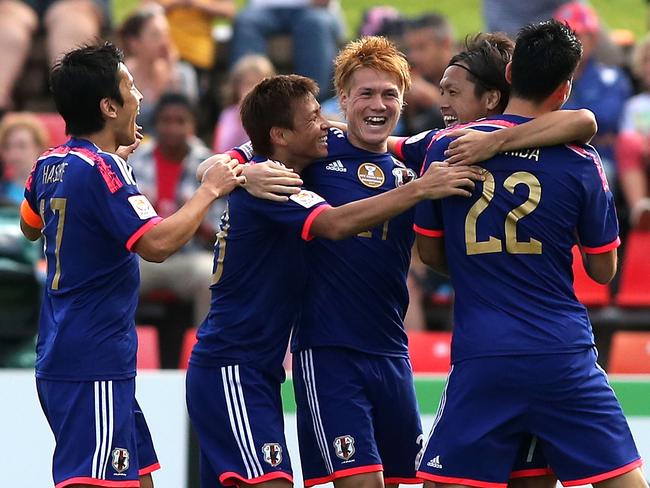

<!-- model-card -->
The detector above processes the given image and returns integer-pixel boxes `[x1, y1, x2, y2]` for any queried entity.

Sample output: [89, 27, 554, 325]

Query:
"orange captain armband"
[20, 199, 44, 229]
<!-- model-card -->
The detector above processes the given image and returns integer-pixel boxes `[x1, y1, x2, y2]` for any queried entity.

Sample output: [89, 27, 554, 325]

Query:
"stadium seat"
[608, 331, 650, 374]
[33, 112, 67, 147]
[179, 327, 198, 369]
[136, 325, 160, 370]
[616, 231, 650, 307]
[408, 330, 452, 373]
[571, 245, 610, 307]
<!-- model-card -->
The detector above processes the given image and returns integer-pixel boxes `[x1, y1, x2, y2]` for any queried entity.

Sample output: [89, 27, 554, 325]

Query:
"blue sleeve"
[413, 136, 449, 235]
[394, 130, 439, 173]
[90, 153, 161, 250]
[577, 150, 620, 253]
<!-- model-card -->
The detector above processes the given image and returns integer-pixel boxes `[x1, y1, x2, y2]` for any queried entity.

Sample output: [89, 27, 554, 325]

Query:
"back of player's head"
[334, 36, 411, 94]
[510, 20, 582, 103]
[50, 42, 124, 136]
[448, 32, 514, 114]
[240, 74, 319, 157]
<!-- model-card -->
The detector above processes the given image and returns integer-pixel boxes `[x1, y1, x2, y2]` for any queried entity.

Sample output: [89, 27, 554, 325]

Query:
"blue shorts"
[36, 378, 159, 488]
[186, 363, 293, 488]
[511, 435, 553, 479]
[417, 349, 641, 488]
[293, 347, 423, 486]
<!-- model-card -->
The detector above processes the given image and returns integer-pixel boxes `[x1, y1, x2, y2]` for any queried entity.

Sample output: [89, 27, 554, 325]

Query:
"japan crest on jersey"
[262, 443, 283, 467]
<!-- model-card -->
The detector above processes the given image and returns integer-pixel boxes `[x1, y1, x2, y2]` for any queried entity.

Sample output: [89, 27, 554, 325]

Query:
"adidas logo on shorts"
[427, 455, 443, 469]
[325, 160, 347, 172]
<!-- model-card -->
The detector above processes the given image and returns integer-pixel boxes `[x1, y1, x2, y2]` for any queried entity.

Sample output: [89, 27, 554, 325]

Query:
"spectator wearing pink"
[0, 113, 48, 205]
[212, 54, 275, 153]
[616, 34, 650, 231]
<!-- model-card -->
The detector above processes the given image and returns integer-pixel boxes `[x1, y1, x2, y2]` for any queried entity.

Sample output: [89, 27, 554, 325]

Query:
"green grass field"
[114, 0, 649, 40]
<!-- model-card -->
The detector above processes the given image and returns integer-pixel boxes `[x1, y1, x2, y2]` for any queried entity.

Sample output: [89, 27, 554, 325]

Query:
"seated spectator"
[403, 13, 455, 133]
[212, 54, 275, 153]
[119, 3, 199, 134]
[482, 0, 569, 38]
[0, 0, 107, 114]
[555, 2, 633, 185]
[158, 0, 236, 71]
[129, 93, 217, 330]
[0, 112, 48, 206]
[230, 0, 342, 100]
[616, 33, 650, 231]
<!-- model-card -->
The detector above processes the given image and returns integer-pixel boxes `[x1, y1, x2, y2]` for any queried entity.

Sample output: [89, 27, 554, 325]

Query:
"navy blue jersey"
[292, 128, 419, 357]
[413, 115, 620, 362]
[393, 129, 440, 175]
[190, 158, 329, 373]
[23, 138, 162, 381]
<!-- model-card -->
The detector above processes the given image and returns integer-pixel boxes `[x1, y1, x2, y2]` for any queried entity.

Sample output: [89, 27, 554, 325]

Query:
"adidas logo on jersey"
[427, 455, 443, 469]
[326, 160, 347, 172]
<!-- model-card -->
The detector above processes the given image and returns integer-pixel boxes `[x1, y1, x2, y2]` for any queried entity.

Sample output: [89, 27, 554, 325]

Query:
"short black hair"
[408, 13, 453, 40]
[240, 74, 319, 157]
[510, 20, 583, 103]
[152, 92, 196, 123]
[50, 42, 124, 136]
[448, 32, 514, 114]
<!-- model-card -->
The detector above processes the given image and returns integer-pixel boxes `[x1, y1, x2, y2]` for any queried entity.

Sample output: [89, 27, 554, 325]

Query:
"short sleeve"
[577, 150, 620, 254]
[394, 130, 439, 173]
[413, 135, 451, 237]
[90, 153, 162, 251]
[22, 161, 41, 226]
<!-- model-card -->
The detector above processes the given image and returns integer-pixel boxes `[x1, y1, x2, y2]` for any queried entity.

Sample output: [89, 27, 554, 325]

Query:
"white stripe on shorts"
[91, 380, 114, 479]
[420, 364, 453, 468]
[300, 350, 333, 473]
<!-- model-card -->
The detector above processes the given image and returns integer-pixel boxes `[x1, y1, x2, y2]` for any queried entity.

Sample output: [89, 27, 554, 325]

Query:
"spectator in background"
[230, 0, 342, 100]
[616, 33, 650, 231]
[0, 0, 107, 115]
[119, 3, 198, 134]
[157, 0, 235, 72]
[482, 0, 570, 38]
[402, 13, 455, 133]
[129, 93, 216, 335]
[555, 1, 633, 185]
[0, 113, 48, 205]
[212, 54, 275, 153]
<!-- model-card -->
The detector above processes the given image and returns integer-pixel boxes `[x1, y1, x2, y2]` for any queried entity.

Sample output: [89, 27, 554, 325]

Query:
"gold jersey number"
[40, 197, 67, 290]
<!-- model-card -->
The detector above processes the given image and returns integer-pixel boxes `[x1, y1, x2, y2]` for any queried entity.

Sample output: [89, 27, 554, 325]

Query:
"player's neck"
[503, 97, 555, 119]
[270, 148, 308, 174]
[346, 132, 388, 154]
[78, 130, 119, 154]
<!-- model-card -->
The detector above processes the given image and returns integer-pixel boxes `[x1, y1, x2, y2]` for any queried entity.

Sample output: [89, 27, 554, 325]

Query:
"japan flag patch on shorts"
[128, 195, 157, 219]
[290, 190, 325, 208]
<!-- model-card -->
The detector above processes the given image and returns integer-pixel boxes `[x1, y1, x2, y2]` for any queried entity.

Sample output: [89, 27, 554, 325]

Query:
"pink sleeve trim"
[582, 237, 621, 254]
[562, 458, 642, 487]
[219, 470, 293, 486]
[126, 217, 163, 251]
[417, 471, 506, 488]
[305, 464, 384, 487]
[138, 462, 161, 476]
[413, 224, 444, 237]
[226, 149, 246, 164]
[393, 137, 407, 160]
[56, 477, 140, 488]
[301, 204, 331, 241]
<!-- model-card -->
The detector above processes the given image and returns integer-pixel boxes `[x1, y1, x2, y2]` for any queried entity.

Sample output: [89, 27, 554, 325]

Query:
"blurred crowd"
[1, 0, 650, 366]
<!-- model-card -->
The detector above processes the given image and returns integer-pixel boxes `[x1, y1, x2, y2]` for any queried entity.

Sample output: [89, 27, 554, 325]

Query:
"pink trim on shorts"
[562, 458, 642, 486]
[384, 476, 423, 484]
[304, 464, 384, 487]
[417, 471, 506, 488]
[126, 217, 163, 251]
[219, 470, 293, 486]
[138, 462, 161, 476]
[56, 478, 140, 488]
[510, 468, 554, 479]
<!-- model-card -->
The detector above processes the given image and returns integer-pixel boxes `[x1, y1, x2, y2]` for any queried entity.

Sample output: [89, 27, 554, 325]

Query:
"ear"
[505, 62, 513, 84]
[485, 89, 501, 111]
[269, 126, 288, 148]
[338, 89, 349, 114]
[556, 79, 572, 107]
[100, 97, 119, 121]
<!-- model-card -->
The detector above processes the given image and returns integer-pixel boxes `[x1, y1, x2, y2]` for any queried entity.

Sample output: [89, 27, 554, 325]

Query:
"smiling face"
[339, 67, 403, 153]
[439, 63, 496, 127]
[114, 63, 143, 146]
[282, 93, 329, 165]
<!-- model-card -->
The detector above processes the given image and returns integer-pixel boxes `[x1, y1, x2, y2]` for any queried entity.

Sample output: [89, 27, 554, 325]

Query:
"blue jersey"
[292, 128, 419, 357]
[23, 138, 162, 381]
[190, 157, 330, 373]
[413, 115, 620, 362]
[393, 129, 440, 175]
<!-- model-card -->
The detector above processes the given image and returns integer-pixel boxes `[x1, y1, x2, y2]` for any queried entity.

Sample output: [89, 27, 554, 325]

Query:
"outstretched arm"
[444, 109, 597, 165]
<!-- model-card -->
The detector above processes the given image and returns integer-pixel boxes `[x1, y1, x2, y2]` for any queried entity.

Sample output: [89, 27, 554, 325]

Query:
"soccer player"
[19, 43, 246, 488]
[414, 20, 647, 488]
[185, 74, 482, 488]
